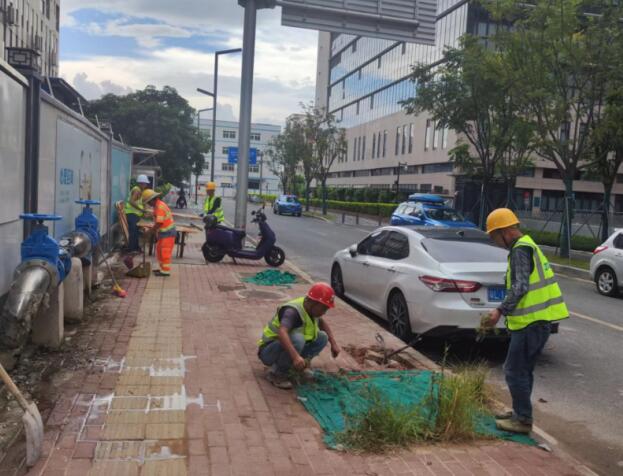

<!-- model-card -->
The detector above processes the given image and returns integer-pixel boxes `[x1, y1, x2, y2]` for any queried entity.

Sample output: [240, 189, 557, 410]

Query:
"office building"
[315, 0, 623, 216]
[1, 0, 60, 77]
[193, 119, 282, 198]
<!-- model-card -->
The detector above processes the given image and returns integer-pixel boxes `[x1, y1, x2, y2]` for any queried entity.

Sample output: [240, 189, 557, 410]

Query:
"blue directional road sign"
[227, 147, 257, 165]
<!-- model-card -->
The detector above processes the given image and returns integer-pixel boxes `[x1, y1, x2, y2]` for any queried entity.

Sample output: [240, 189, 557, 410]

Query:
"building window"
[377, 57, 382, 68]
[377, 132, 382, 158]
[222, 147, 230, 155]
[372, 133, 376, 159]
[422, 163, 453, 174]
[401, 42, 407, 55]
[362, 136, 366, 160]
[408, 124, 414, 153]
[401, 125, 407, 155]
[356, 101, 360, 115]
[433, 122, 440, 149]
[352, 138, 357, 161]
[370, 94, 374, 110]
[249, 165, 259, 173]
[223, 130, 236, 139]
[395, 127, 400, 155]
[352, 40, 357, 52]
[222, 163, 235, 171]
[383, 130, 387, 158]
[250, 132, 261, 141]
[442, 127, 449, 149]
[425, 120, 432, 150]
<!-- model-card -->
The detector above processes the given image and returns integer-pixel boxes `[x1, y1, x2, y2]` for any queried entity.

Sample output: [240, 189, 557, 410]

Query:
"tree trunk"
[601, 184, 612, 243]
[305, 180, 311, 211]
[478, 178, 488, 230]
[506, 177, 515, 209]
[321, 178, 328, 215]
[560, 176, 574, 259]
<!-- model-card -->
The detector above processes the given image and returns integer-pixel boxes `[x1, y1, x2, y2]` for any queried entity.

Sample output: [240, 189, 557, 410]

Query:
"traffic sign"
[227, 147, 258, 165]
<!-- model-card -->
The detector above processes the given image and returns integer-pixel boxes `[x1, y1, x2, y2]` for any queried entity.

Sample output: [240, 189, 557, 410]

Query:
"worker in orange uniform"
[142, 189, 176, 277]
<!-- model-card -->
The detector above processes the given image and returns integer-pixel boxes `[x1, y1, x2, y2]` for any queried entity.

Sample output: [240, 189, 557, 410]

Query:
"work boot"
[495, 418, 532, 434]
[266, 371, 293, 390]
[494, 411, 513, 420]
[153, 270, 170, 277]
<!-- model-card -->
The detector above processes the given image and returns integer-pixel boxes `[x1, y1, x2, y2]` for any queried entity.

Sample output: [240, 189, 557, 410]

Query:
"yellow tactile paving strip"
[88, 268, 188, 476]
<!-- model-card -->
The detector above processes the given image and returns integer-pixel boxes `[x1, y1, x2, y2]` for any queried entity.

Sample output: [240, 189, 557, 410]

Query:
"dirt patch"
[217, 284, 246, 292]
[343, 344, 417, 371]
[235, 289, 288, 300]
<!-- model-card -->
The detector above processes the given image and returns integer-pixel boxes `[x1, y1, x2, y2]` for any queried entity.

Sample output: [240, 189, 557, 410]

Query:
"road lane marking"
[556, 273, 593, 284]
[570, 311, 623, 332]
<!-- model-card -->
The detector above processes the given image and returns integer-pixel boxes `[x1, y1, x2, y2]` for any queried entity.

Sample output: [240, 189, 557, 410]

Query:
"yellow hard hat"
[141, 189, 161, 204]
[206, 182, 217, 191]
[486, 208, 520, 234]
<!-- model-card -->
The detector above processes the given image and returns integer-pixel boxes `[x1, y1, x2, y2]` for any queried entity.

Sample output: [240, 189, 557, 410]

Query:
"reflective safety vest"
[154, 199, 176, 237]
[258, 297, 319, 347]
[505, 235, 569, 331]
[203, 195, 224, 223]
[124, 186, 144, 216]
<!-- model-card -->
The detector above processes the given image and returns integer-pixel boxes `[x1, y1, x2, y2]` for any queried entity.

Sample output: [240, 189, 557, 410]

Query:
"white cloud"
[72, 73, 134, 99]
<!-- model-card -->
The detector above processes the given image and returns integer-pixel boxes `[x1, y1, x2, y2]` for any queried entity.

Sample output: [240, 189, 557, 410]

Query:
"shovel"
[126, 243, 151, 278]
[0, 363, 44, 467]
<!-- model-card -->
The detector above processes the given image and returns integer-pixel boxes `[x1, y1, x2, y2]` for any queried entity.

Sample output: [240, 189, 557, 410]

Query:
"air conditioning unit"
[34, 34, 43, 52]
[6, 4, 17, 25]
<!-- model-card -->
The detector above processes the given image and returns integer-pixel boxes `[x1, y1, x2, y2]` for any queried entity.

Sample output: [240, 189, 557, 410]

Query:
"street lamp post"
[194, 103, 214, 204]
[258, 151, 263, 198]
[395, 162, 408, 202]
[210, 48, 242, 182]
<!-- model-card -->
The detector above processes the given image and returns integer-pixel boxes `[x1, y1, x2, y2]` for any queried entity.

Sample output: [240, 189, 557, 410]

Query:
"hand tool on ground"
[0, 362, 44, 467]
[375, 333, 422, 364]
[126, 241, 151, 278]
[97, 244, 127, 297]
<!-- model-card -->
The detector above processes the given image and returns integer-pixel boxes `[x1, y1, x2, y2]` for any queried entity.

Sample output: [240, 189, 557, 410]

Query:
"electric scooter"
[201, 206, 286, 267]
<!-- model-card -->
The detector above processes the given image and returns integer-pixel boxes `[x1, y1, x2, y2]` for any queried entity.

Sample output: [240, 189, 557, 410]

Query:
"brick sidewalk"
[21, 241, 592, 476]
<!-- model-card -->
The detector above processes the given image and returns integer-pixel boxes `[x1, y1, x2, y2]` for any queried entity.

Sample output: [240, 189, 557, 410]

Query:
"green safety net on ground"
[242, 269, 298, 287]
[296, 370, 535, 449]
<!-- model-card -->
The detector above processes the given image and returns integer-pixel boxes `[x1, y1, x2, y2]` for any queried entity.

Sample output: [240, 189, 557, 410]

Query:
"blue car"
[390, 193, 476, 228]
[273, 195, 302, 216]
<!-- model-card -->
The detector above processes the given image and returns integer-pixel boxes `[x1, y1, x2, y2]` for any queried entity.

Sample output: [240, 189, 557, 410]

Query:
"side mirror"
[348, 244, 358, 257]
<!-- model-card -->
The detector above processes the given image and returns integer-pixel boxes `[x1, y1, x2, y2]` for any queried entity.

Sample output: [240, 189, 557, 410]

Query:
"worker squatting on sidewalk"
[141, 189, 177, 277]
[257, 283, 342, 389]
[484, 208, 569, 435]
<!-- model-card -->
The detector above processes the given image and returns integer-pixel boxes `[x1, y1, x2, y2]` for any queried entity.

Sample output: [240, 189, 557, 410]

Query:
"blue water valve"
[19, 213, 71, 283]
[75, 200, 100, 249]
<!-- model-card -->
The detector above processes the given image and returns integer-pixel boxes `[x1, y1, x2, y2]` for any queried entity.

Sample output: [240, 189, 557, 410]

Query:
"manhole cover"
[217, 284, 246, 292]
[236, 289, 288, 300]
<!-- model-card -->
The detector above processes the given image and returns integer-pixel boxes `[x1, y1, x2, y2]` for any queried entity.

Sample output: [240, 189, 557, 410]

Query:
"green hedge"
[308, 199, 397, 217]
[523, 228, 599, 252]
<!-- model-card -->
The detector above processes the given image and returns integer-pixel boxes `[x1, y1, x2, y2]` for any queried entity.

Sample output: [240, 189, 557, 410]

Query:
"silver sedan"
[331, 226, 509, 340]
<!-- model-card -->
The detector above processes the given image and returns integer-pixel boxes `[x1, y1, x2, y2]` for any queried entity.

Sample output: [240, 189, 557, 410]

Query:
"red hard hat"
[307, 282, 335, 309]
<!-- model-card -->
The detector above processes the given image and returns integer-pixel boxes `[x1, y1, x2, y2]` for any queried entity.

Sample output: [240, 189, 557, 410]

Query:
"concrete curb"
[551, 262, 591, 280]
[302, 212, 331, 223]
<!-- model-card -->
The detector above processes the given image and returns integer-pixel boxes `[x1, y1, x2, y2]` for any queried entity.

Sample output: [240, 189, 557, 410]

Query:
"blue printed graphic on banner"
[59, 168, 74, 185]
[227, 147, 257, 165]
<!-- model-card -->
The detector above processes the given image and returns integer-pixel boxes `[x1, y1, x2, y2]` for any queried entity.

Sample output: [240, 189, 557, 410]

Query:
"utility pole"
[258, 151, 263, 197]
[195, 106, 213, 204]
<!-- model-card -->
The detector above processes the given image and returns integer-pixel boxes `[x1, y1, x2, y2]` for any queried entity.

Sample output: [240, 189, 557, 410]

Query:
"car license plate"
[488, 287, 506, 302]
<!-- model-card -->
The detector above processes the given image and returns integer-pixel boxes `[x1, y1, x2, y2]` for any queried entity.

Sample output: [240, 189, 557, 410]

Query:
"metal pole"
[259, 151, 263, 197]
[211, 57, 218, 182]
[235, 0, 257, 229]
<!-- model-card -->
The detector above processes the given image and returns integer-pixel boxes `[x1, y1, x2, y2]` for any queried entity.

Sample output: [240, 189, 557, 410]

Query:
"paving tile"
[94, 441, 143, 460]
[140, 459, 187, 476]
[88, 460, 140, 476]
[145, 423, 186, 439]
[102, 423, 145, 440]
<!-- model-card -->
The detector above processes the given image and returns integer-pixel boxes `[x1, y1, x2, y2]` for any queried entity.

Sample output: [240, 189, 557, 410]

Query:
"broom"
[97, 244, 127, 298]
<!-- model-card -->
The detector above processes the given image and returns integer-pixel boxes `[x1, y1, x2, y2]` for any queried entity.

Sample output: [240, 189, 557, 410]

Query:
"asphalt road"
[218, 199, 622, 475]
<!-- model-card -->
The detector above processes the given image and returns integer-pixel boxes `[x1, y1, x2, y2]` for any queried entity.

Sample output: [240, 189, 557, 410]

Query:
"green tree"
[491, 0, 613, 257]
[265, 119, 305, 194]
[402, 35, 525, 228]
[86, 85, 207, 185]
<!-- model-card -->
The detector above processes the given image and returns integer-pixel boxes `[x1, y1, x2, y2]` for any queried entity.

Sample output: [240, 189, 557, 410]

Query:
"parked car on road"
[390, 194, 476, 228]
[331, 226, 509, 340]
[273, 195, 302, 216]
[590, 228, 623, 297]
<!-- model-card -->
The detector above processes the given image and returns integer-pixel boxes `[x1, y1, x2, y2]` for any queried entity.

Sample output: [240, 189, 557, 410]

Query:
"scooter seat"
[216, 224, 246, 239]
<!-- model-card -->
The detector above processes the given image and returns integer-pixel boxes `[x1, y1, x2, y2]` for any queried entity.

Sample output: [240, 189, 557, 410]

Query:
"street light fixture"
[395, 162, 408, 202]
[193, 106, 214, 204]
[210, 48, 242, 183]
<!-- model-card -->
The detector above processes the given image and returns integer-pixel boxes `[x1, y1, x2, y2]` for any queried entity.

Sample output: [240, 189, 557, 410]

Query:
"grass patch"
[336, 365, 491, 452]
[544, 252, 590, 270]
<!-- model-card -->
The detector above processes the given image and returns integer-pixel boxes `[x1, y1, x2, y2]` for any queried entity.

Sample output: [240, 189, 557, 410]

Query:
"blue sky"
[59, 1, 318, 124]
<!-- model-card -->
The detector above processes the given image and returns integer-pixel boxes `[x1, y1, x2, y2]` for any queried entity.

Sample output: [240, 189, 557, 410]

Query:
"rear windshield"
[283, 196, 296, 202]
[421, 238, 507, 263]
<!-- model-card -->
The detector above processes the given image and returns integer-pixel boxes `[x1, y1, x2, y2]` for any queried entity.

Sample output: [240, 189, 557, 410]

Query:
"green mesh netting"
[296, 370, 535, 449]
[242, 269, 298, 287]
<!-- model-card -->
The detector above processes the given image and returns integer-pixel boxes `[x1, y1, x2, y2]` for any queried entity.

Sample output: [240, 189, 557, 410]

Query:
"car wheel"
[331, 264, 345, 298]
[596, 267, 619, 297]
[387, 291, 412, 342]
[273, 206, 277, 214]
[296, 212, 302, 217]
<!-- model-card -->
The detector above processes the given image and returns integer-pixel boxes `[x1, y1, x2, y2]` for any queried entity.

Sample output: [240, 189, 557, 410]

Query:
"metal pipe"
[0, 267, 51, 349]
[60, 231, 92, 259]
[235, 0, 257, 229]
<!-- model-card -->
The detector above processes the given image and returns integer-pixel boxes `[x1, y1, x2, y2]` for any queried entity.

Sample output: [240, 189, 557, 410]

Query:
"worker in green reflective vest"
[484, 208, 569, 434]
[202, 182, 224, 223]
[124, 174, 151, 252]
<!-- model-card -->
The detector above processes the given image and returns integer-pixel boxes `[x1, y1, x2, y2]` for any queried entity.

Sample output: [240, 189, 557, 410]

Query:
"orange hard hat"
[307, 282, 335, 309]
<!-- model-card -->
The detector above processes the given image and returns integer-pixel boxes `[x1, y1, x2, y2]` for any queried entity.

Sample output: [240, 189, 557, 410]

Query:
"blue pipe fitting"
[19, 214, 71, 284]
[75, 200, 101, 249]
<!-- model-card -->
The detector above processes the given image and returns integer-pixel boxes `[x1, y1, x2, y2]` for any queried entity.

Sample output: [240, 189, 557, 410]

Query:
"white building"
[1, 0, 60, 77]
[193, 119, 282, 198]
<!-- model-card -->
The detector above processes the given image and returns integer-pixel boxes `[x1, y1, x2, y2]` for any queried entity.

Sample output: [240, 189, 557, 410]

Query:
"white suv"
[590, 229, 623, 297]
